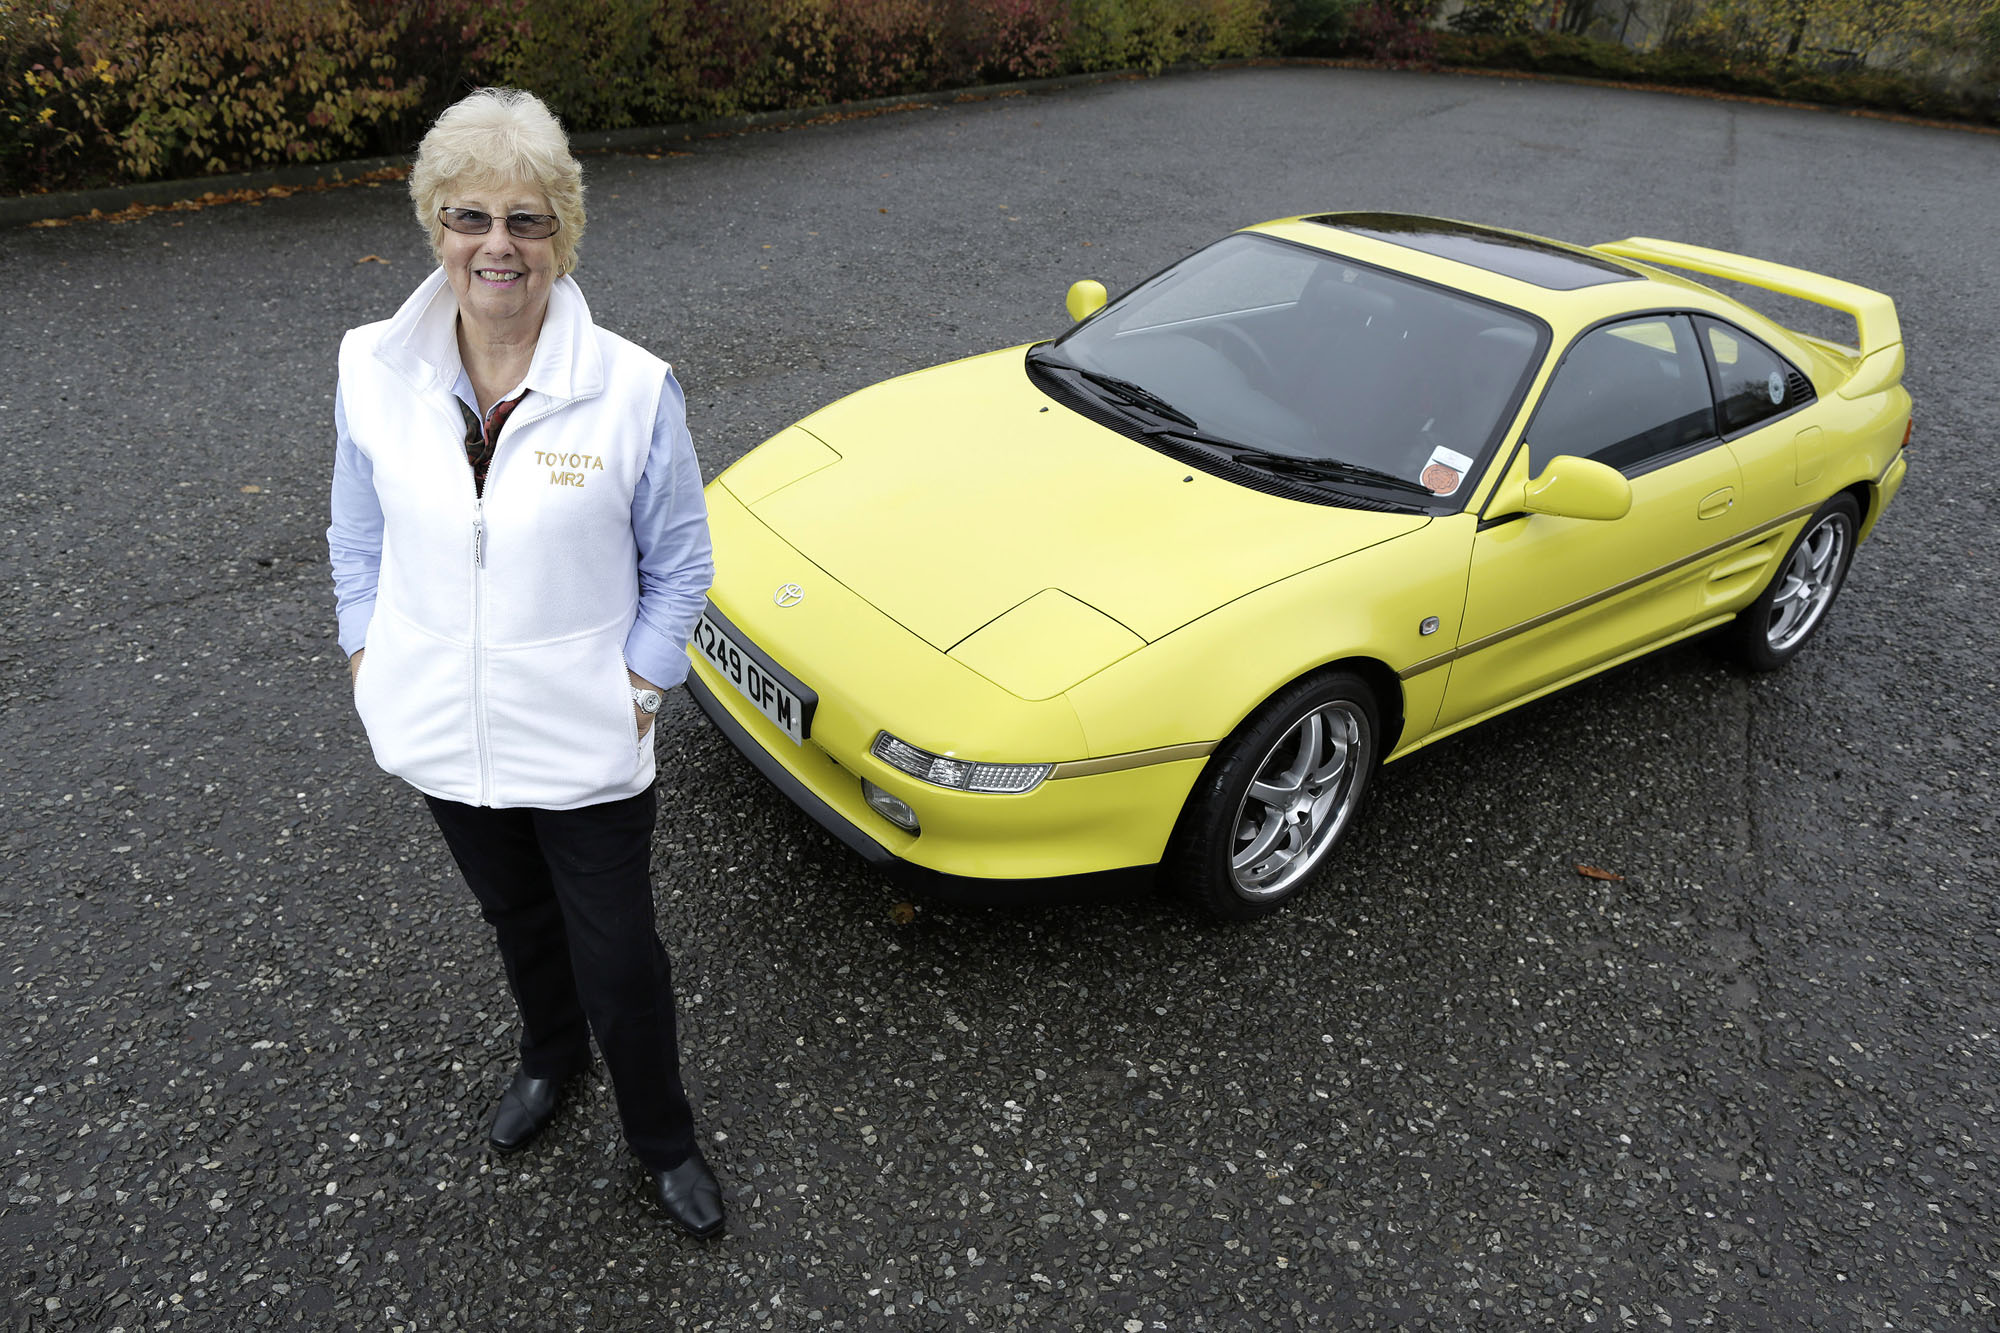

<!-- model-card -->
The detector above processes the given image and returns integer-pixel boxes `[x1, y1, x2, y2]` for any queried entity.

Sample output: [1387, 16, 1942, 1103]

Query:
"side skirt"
[1382, 612, 1738, 765]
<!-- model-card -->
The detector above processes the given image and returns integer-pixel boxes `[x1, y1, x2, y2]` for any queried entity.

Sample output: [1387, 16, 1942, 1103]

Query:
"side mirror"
[1521, 454, 1632, 521]
[1065, 280, 1107, 323]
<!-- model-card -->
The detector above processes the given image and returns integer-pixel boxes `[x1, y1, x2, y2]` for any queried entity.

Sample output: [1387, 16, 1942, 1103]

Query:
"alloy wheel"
[1227, 701, 1369, 899]
[1765, 513, 1850, 653]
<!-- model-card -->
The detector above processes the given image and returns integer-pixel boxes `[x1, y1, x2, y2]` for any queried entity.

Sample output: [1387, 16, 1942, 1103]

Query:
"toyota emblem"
[774, 583, 805, 608]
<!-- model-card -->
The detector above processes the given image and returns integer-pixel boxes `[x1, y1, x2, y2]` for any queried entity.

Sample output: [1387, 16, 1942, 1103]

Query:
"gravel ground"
[2, 66, 1995, 1332]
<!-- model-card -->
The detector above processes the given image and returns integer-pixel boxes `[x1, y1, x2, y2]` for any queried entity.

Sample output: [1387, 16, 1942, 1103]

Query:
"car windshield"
[1039, 233, 1546, 502]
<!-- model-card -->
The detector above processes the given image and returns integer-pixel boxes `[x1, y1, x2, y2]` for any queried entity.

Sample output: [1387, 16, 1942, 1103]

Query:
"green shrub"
[1642, 47, 1724, 83]
[493, 0, 656, 129]
[81, 0, 426, 180]
[761, 0, 947, 105]
[1548, 31, 1641, 76]
[643, 0, 779, 122]
[1273, 0, 1362, 53]
[1063, 0, 1270, 75]
[1446, 0, 1539, 36]
[1198, 0, 1277, 58]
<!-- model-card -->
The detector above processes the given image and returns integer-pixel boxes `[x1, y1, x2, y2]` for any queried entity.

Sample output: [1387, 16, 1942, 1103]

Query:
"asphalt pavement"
[2, 66, 1996, 1332]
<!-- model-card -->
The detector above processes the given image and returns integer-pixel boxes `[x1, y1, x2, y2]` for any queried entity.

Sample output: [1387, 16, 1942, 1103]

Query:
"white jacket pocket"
[482, 625, 642, 808]
[354, 610, 476, 800]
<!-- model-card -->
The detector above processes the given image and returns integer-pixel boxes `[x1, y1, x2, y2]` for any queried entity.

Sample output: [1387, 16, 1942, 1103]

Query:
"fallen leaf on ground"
[888, 902, 917, 925]
[20, 166, 409, 230]
[356, 254, 387, 264]
[1575, 864, 1625, 882]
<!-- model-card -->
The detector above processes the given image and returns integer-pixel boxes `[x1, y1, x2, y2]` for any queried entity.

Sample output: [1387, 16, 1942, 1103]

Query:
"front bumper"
[686, 671, 1157, 903]
[684, 486, 1206, 885]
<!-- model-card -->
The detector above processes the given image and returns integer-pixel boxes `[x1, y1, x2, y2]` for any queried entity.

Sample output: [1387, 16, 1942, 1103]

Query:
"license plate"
[693, 612, 809, 745]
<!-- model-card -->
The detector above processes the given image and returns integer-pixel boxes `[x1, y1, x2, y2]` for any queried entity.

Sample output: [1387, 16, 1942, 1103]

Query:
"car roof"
[1302, 212, 1643, 291]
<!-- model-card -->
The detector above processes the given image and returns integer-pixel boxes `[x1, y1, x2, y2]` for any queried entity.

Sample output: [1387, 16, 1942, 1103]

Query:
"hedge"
[1, 0, 1273, 192]
[4, 0, 1994, 196]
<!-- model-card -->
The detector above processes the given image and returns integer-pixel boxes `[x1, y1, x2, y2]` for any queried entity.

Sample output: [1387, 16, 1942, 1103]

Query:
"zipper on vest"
[471, 495, 492, 803]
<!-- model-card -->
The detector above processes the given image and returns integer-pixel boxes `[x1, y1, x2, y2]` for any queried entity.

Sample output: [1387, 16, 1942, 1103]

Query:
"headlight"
[871, 733, 1051, 794]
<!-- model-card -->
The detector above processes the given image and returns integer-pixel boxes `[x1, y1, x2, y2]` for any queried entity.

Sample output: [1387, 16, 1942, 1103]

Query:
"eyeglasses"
[438, 207, 561, 240]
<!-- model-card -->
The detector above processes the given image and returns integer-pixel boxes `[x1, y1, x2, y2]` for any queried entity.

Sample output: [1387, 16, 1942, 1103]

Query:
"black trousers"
[424, 786, 696, 1170]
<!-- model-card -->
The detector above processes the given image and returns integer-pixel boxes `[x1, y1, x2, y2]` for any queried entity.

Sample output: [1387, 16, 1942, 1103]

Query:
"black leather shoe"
[648, 1150, 724, 1238]
[487, 1069, 571, 1154]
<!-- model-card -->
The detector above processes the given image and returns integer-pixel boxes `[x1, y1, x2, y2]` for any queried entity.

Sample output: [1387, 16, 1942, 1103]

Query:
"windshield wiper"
[1027, 347, 1200, 430]
[1225, 449, 1437, 497]
[1150, 431, 1438, 498]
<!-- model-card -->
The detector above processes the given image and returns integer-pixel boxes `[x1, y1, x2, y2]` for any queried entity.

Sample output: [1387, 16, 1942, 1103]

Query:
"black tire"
[1728, 493, 1860, 672]
[1163, 670, 1380, 920]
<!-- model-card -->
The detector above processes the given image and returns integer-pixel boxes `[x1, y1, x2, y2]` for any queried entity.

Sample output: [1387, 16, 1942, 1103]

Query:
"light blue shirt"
[327, 368, 713, 689]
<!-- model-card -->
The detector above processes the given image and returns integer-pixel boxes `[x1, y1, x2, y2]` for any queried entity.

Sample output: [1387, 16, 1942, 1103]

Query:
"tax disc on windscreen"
[1767, 370, 1785, 404]
[1422, 445, 1474, 495]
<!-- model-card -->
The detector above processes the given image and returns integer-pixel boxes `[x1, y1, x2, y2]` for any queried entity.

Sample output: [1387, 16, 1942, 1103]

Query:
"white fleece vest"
[340, 270, 668, 809]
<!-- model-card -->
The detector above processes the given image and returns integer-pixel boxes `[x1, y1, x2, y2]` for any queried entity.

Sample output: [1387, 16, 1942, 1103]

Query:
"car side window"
[1697, 317, 1813, 435]
[1526, 315, 1717, 475]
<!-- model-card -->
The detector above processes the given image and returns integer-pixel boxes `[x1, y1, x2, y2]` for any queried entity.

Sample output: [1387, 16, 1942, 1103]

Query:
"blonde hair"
[409, 88, 586, 276]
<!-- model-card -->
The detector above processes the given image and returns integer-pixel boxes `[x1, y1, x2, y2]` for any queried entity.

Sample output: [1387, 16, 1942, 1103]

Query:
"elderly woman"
[326, 88, 722, 1237]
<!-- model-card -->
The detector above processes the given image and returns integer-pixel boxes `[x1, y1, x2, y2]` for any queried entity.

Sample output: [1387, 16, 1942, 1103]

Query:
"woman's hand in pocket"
[349, 648, 366, 684]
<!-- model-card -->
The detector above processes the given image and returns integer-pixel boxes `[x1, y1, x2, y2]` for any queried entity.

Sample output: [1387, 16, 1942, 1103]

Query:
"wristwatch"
[631, 687, 663, 716]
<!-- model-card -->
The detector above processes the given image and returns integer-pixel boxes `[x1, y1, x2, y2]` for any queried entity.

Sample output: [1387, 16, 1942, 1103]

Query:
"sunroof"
[1307, 213, 1641, 290]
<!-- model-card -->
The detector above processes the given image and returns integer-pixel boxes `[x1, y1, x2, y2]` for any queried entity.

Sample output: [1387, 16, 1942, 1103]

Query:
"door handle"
[1698, 487, 1735, 520]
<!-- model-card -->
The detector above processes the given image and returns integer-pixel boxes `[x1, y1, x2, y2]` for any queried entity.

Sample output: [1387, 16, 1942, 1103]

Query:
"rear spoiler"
[1593, 237, 1903, 399]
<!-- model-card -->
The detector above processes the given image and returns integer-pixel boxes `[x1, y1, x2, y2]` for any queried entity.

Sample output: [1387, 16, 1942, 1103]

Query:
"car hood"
[721, 346, 1428, 656]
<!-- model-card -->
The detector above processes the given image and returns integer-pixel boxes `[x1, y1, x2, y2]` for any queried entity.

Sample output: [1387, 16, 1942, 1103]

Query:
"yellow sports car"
[685, 213, 1910, 917]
